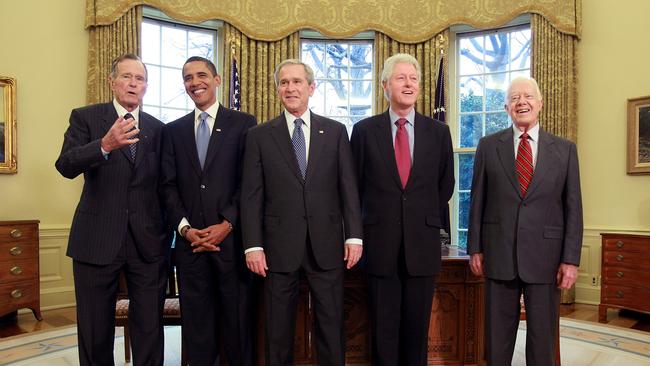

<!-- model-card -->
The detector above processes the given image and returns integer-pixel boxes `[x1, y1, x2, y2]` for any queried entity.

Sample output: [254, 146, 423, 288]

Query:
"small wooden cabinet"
[0, 220, 41, 321]
[599, 233, 650, 323]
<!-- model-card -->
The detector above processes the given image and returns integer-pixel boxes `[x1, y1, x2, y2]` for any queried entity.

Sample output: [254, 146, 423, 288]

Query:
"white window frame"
[141, 7, 223, 123]
[448, 15, 531, 248]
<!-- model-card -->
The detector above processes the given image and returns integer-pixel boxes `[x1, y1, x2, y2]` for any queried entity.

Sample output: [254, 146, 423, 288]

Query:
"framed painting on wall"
[627, 95, 650, 175]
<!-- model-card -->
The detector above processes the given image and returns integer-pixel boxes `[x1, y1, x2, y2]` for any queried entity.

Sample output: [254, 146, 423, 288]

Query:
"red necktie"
[395, 118, 411, 188]
[516, 132, 534, 197]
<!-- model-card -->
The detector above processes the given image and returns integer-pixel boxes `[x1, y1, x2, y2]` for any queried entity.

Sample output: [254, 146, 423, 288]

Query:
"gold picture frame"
[627, 95, 650, 175]
[0, 76, 17, 174]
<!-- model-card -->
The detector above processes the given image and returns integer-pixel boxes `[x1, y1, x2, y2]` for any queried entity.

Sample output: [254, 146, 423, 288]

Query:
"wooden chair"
[115, 248, 187, 365]
[519, 295, 561, 366]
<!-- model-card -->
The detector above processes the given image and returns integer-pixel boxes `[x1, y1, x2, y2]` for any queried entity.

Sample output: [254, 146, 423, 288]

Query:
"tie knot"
[124, 113, 134, 120]
[294, 118, 304, 127]
[199, 111, 209, 123]
[396, 118, 408, 127]
[520, 132, 530, 140]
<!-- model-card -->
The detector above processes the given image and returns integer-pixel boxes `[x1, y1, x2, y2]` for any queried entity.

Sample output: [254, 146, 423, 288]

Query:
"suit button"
[201, 184, 206, 189]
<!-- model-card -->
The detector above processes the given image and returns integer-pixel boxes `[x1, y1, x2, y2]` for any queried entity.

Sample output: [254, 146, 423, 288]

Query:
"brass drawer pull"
[616, 254, 624, 261]
[616, 290, 624, 298]
[616, 240, 624, 248]
[616, 271, 624, 278]
[9, 229, 22, 239]
[10, 289, 22, 298]
[9, 246, 22, 256]
[10, 266, 22, 275]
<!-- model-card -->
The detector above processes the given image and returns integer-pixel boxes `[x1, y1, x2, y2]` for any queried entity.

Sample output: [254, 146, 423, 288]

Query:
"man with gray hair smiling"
[350, 53, 455, 366]
[468, 76, 583, 365]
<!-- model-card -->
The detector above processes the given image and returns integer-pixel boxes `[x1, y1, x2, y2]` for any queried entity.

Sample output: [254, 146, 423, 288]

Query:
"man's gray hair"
[507, 76, 542, 101]
[274, 59, 315, 87]
[381, 53, 421, 101]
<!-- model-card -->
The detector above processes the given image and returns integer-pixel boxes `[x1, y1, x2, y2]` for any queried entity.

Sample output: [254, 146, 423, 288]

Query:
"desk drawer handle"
[10, 266, 22, 275]
[9, 246, 22, 256]
[616, 291, 624, 298]
[10, 289, 22, 298]
[616, 240, 624, 248]
[616, 254, 624, 261]
[616, 271, 624, 278]
[9, 229, 22, 239]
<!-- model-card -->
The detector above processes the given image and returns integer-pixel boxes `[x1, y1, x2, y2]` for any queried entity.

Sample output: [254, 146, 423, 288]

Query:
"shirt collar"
[512, 122, 540, 142]
[388, 107, 415, 126]
[194, 102, 220, 122]
[284, 109, 311, 129]
[113, 99, 140, 121]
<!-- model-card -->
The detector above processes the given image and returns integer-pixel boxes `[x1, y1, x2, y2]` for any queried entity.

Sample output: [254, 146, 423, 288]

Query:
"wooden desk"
[257, 246, 485, 365]
[0, 220, 41, 321]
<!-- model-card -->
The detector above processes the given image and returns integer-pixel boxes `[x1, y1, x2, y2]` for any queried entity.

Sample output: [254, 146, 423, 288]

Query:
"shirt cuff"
[178, 217, 190, 235]
[345, 238, 362, 245]
[100, 146, 110, 159]
[244, 247, 264, 254]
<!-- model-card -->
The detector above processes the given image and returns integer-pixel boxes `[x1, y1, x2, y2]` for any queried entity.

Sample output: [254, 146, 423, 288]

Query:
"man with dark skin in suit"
[468, 76, 583, 366]
[160, 56, 257, 365]
[56, 54, 168, 366]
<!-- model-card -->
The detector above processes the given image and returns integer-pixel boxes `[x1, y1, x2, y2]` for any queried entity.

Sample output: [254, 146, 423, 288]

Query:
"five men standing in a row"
[57, 51, 581, 366]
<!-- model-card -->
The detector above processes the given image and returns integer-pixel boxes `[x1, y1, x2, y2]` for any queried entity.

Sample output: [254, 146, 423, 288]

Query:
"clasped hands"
[185, 221, 232, 253]
[101, 115, 139, 152]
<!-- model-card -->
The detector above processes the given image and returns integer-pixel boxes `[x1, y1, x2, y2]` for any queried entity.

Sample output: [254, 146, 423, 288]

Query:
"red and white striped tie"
[516, 132, 534, 197]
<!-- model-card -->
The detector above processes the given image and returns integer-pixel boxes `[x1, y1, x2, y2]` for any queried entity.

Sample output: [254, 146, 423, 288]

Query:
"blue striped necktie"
[292, 118, 307, 179]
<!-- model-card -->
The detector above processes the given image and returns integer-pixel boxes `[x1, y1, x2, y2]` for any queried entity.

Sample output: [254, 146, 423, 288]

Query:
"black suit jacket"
[160, 106, 257, 263]
[240, 112, 363, 272]
[56, 102, 168, 265]
[350, 111, 454, 276]
[467, 127, 583, 283]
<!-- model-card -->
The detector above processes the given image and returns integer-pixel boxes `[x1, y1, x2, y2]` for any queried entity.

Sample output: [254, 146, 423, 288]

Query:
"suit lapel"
[203, 107, 234, 171]
[178, 113, 203, 176]
[406, 113, 429, 191]
[269, 114, 304, 183]
[373, 111, 404, 190]
[304, 112, 325, 183]
[496, 128, 521, 197]
[524, 129, 554, 198]
[134, 113, 152, 169]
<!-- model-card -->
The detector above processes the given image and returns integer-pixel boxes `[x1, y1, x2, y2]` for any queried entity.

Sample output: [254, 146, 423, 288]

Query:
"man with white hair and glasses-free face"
[56, 54, 169, 366]
[350, 53, 455, 366]
[468, 76, 583, 366]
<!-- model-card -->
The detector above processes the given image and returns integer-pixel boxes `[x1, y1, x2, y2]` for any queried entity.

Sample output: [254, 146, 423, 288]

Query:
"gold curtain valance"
[86, 0, 581, 42]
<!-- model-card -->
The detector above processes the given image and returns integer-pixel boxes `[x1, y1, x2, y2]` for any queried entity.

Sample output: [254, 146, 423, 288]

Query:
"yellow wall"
[574, 0, 650, 303]
[0, 0, 648, 308]
[0, 0, 88, 308]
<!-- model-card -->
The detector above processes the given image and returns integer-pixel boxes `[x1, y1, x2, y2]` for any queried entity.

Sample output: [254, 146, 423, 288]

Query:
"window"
[301, 38, 374, 135]
[140, 14, 219, 123]
[452, 23, 531, 248]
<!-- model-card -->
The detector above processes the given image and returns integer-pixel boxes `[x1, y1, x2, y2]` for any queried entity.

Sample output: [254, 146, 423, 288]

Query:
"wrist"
[180, 225, 191, 238]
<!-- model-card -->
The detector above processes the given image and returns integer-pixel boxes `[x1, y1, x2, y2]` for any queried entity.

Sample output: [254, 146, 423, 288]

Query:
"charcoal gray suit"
[56, 102, 169, 366]
[241, 111, 362, 366]
[467, 126, 583, 366]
